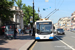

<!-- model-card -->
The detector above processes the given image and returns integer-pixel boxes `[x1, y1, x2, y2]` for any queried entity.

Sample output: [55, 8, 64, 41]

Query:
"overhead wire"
[47, 0, 64, 19]
[55, 0, 56, 9]
[56, 0, 61, 9]
[45, 0, 64, 19]
[45, 0, 57, 18]
[45, 0, 57, 19]
[58, 0, 64, 9]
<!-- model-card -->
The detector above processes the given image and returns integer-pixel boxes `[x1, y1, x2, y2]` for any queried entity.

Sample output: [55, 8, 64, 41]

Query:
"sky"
[15, 0, 75, 24]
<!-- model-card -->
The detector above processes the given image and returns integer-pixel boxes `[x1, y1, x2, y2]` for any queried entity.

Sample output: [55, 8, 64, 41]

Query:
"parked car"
[25, 29, 29, 34]
[71, 29, 75, 32]
[57, 29, 65, 35]
[70, 29, 72, 31]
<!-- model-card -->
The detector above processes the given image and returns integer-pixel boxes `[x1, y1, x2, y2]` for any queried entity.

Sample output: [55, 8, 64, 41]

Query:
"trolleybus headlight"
[35, 35, 39, 37]
[51, 34, 54, 37]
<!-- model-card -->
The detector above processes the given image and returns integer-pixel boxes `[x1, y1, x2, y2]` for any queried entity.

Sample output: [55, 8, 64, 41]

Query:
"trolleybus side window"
[36, 23, 40, 33]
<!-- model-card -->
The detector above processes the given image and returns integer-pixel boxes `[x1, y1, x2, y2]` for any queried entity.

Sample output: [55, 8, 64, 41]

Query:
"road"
[32, 31, 75, 50]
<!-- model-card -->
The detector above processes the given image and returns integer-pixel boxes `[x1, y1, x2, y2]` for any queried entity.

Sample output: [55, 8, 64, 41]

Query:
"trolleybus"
[34, 18, 54, 40]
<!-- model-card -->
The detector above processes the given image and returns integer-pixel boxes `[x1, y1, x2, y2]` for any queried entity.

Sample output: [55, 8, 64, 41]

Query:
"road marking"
[55, 36, 75, 50]
[30, 41, 37, 50]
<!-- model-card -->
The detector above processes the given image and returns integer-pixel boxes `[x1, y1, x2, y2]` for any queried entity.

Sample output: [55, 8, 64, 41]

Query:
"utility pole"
[38, 7, 40, 19]
[32, 0, 35, 36]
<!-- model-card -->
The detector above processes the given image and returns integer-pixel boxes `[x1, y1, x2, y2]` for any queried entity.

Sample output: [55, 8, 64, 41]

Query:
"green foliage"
[15, 1, 40, 27]
[22, 4, 40, 27]
[0, 0, 15, 25]
[16, 0, 22, 9]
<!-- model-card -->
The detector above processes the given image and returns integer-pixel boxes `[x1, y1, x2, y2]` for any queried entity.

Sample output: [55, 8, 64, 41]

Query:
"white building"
[54, 23, 58, 29]
[58, 17, 71, 30]
[10, 6, 24, 29]
[71, 11, 75, 29]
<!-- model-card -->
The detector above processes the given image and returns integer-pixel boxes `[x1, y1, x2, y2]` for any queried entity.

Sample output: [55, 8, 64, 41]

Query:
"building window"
[72, 17, 74, 20]
[72, 17, 75, 22]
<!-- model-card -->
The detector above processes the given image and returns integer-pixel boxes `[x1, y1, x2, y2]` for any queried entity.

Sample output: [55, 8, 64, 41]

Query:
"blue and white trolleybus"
[34, 18, 54, 40]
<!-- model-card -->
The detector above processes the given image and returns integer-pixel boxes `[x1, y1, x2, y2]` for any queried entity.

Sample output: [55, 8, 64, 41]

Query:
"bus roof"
[35, 18, 52, 22]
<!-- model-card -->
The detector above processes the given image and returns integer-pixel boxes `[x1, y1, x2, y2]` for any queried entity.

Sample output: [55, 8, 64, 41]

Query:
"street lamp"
[30, 16, 33, 23]
[45, 0, 49, 2]
[28, 23, 30, 26]
[32, 0, 48, 36]
[38, 7, 40, 18]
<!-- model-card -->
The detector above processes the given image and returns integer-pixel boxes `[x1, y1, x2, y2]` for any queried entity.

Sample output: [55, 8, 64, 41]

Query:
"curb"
[27, 40, 36, 50]
[19, 40, 35, 50]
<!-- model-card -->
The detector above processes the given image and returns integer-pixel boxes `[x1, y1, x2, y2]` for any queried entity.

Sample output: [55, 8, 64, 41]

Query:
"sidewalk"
[0, 34, 35, 50]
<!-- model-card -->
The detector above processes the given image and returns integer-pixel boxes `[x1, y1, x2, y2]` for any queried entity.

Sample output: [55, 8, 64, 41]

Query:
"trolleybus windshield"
[36, 22, 52, 34]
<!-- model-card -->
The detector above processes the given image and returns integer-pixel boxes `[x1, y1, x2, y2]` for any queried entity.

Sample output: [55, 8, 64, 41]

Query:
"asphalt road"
[32, 31, 75, 50]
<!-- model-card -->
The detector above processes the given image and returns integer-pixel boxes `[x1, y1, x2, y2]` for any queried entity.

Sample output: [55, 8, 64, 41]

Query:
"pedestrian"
[29, 29, 31, 36]
[21, 28, 24, 36]
[14, 28, 18, 39]
[18, 28, 21, 36]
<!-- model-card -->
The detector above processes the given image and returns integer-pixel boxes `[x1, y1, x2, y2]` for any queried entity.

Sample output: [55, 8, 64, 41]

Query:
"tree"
[16, 1, 40, 27]
[16, 0, 22, 9]
[22, 4, 27, 25]
[0, 0, 15, 25]
[22, 4, 40, 28]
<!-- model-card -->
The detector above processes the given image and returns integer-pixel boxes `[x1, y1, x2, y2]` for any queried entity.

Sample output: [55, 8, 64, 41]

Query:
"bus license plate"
[44, 36, 46, 38]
